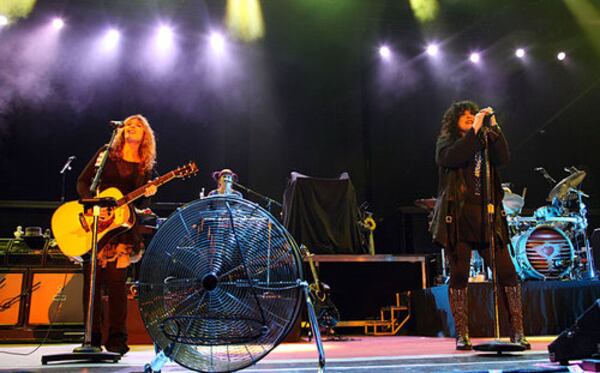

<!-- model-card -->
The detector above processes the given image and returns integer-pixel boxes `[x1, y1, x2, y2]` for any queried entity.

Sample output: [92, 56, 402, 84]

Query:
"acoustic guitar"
[51, 162, 198, 257]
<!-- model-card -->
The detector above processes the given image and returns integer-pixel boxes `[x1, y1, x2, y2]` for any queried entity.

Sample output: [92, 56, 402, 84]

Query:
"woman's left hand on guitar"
[144, 184, 157, 197]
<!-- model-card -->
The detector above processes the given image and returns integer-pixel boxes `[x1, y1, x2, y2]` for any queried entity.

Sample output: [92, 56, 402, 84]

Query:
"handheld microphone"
[109, 120, 124, 128]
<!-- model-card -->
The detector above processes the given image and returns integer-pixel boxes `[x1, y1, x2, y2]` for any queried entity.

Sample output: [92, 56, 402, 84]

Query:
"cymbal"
[547, 170, 586, 201]
[414, 198, 436, 212]
[502, 193, 524, 215]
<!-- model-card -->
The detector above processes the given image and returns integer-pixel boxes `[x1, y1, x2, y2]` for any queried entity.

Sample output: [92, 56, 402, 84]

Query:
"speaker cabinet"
[0, 272, 25, 326]
[548, 299, 600, 364]
[27, 272, 83, 325]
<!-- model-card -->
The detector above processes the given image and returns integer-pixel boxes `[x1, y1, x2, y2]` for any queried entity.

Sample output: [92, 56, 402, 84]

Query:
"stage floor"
[0, 336, 581, 372]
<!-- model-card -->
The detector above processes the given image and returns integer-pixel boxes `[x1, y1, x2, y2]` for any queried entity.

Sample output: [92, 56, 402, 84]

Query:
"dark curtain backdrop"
[1, 1, 599, 252]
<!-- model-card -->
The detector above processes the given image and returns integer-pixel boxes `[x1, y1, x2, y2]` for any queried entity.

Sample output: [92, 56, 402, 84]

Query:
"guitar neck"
[116, 171, 176, 206]
[306, 256, 322, 292]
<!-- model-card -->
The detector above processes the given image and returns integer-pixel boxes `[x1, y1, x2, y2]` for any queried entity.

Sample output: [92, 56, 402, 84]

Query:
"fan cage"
[138, 196, 304, 372]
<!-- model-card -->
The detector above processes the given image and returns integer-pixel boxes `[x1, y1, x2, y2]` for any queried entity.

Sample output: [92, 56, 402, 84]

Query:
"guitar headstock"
[298, 244, 314, 259]
[174, 161, 199, 179]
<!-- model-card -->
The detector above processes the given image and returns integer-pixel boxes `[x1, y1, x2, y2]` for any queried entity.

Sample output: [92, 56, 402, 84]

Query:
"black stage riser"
[410, 281, 600, 337]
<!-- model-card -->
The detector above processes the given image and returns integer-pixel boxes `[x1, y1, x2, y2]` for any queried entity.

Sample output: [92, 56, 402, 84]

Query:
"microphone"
[534, 167, 545, 172]
[59, 155, 76, 174]
[482, 110, 496, 127]
[109, 120, 124, 128]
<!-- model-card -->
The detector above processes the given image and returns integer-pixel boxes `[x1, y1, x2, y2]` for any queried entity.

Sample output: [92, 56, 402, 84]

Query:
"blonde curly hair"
[110, 114, 156, 173]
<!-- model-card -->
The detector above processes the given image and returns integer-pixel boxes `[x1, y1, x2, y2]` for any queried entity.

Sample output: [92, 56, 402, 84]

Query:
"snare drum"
[510, 225, 574, 280]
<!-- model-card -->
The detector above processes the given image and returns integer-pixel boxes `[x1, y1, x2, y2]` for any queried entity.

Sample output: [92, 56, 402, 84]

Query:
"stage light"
[156, 25, 173, 47]
[426, 44, 439, 56]
[209, 31, 225, 53]
[0, 0, 36, 20]
[410, 0, 439, 23]
[469, 52, 480, 63]
[0, 15, 8, 27]
[226, 0, 265, 41]
[145, 23, 177, 73]
[51, 17, 64, 30]
[557, 51, 566, 61]
[102, 28, 120, 49]
[515, 48, 525, 58]
[379, 45, 391, 60]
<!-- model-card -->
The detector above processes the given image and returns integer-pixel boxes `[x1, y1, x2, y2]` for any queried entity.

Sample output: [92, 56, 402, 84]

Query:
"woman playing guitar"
[76, 114, 157, 356]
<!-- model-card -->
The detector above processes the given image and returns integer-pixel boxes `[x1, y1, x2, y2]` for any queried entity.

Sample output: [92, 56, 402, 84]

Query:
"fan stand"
[42, 198, 121, 365]
[472, 128, 525, 355]
[302, 282, 326, 369]
[143, 283, 326, 373]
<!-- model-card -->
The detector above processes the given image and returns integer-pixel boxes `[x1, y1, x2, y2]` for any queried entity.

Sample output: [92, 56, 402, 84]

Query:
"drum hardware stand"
[42, 122, 123, 365]
[572, 188, 597, 279]
[534, 167, 556, 186]
[473, 125, 525, 354]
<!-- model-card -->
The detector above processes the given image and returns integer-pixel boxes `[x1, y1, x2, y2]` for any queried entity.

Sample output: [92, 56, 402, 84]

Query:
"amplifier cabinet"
[0, 271, 26, 326]
[27, 271, 83, 325]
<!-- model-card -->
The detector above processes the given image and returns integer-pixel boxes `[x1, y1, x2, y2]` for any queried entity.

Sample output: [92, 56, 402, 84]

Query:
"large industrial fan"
[138, 196, 324, 372]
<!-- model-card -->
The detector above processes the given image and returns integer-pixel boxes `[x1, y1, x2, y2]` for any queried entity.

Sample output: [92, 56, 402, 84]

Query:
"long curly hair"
[438, 100, 479, 141]
[110, 114, 156, 173]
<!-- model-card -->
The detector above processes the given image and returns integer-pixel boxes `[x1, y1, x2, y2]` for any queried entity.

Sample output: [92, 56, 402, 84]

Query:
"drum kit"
[504, 167, 596, 281]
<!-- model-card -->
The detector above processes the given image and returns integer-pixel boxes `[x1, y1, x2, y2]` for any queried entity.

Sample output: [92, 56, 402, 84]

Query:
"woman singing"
[430, 101, 529, 350]
[76, 114, 157, 355]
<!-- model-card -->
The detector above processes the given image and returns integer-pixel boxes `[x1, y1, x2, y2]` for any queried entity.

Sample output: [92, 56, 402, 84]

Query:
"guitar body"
[309, 282, 340, 329]
[51, 161, 199, 258]
[51, 187, 135, 257]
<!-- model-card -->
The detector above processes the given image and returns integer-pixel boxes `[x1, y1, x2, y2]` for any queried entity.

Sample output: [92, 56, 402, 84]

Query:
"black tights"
[83, 260, 128, 347]
[448, 241, 519, 289]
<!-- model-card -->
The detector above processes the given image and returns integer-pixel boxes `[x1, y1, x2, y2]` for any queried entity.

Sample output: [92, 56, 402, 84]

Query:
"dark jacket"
[430, 126, 510, 250]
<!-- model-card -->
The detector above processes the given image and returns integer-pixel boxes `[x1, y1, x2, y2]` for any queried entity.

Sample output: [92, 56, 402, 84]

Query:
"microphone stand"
[42, 126, 122, 365]
[233, 181, 283, 212]
[473, 125, 525, 354]
[59, 156, 75, 203]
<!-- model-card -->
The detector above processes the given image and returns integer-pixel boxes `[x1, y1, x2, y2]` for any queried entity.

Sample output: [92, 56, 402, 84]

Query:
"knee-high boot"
[503, 284, 531, 350]
[449, 287, 472, 350]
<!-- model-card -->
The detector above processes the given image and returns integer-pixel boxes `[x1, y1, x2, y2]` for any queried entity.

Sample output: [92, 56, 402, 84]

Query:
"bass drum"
[510, 225, 574, 280]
